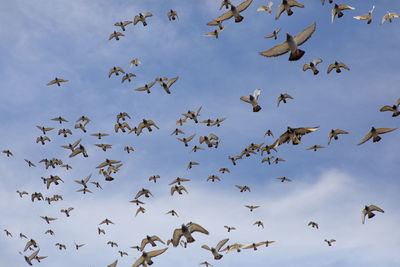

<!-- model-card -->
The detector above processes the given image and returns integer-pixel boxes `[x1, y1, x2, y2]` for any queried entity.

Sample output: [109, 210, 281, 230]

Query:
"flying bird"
[109, 31, 125, 41]
[354, 6, 375, 24]
[358, 127, 396, 145]
[362, 205, 384, 224]
[380, 98, 400, 117]
[114, 21, 132, 31]
[47, 77, 68, 86]
[332, 4, 355, 24]
[201, 238, 229, 260]
[132, 248, 168, 267]
[172, 222, 209, 247]
[303, 58, 323, 75]
[275, 0, 304, 20]
[260, 21, 316, 61]
[277, 93, 294, 106]
[168, 9, 179, 21]
[381, 11, 400, 24]
[327, 61, 350, 73]
[264, 27, 281, 40]
[240, 88, 262, 112]
[207, 0, 253, 25]
[257, 2, 273, 15]
[134, 12, 153, 26]
[328, 129, 348, 144]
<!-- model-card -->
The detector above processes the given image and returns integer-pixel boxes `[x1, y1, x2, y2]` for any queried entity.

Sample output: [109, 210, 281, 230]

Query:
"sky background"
[1, 0, 399, 266]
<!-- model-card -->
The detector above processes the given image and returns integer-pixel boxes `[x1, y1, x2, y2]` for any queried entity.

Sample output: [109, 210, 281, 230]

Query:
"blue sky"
[1, 0, 399, 266]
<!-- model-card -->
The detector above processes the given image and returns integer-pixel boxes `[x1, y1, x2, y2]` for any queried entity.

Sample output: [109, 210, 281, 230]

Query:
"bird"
[229, 155, 242, 166]
[134, 12, 153, 26]
[257, 2, 273, 15]
[74, 242, 85, 250]
[177, 134, 196, 147]
[199, 133, 219, 147]
[114, 122, 131, 133]
[303, 58, 323, 75]
[156, 77, 179, 94]
[354, 6, 375, 24]
[109, 31, 124, 40]
[277, 93, 294, 106]
[168, 9, 179, 21]
[327, 61, 350, 73]
[245, 205, 259, 211]
[262, 240, 276, 247]
[121, 73, 136, 83]
[136, 119, 159, 136]
[236, 185, 251, 192]
[135, 188, 153, 199]
[169, 177, 190, 185]
[74, 121, 89, 133]
[308, 221, 319, 229]
[98, 228, 106, 235]
[187, 161, 199, 169]
[4, 229, 12, 237]
[47, 77, 68, 86]
[222, 243, 245, 253]
[264, 130, 274, 137]
[240, 88, 262, 112]
[191, 145, 205, 152]
[61, 138, 81, 152]
[36, 125, 54, 135]
[135, 81, 156, 94]
[324, 239, 336, 246]
[51, 116, 68, 124]
[204, 27, 224, 39]
[380, 98, 400, 117]
[332, 4, 355, 24]
[182, 106, 202, 123]
[201, 238, 229, 260]
[167, 210, 179, 217]
[381, 11, 400, 24]
[207, 175, 221, 182]
[264, 27, 281, 40]
[277, 176, 292, 182]
[24, 159, 36, 167]
[124, 146, 134, 153]
[114, 20, 132, 31]
[224, 226, 236, 232]
[219, 168, 230, 173]
[40, 216, 57, 224]
[17, 190, 29, 198]
[99, 218, 114, 225]
[328, 129, 348, 144]
[130, 58, 141, 68]
[118, 251, 128, 257]
[107, 241, 118, 247]
[358, 127, 396, 145]
[171, 185, 188, 196]
[60, 207, 74, 217]
[91, 181, 102, 189]
[24, 249, 40, 265]
[260, 21, 316, 61]
[109, 67, 125, 78]
[261, 156, 274, 164]
[95, 143, 112, 152]
[306, 145, 325, 151]
[172, 222, 209, 247]
[210, 117, 226, 127]
[219, 0, 232, 10]
[129, 199, 145, 205]
[273, 157, 285, 164]
[271, 126, 319, 148]
[149, 175, 160, 183]
[91, 132, 109, 139]
[131, 248, 168, 267]
[74, 174, 92, 188]
[171, 128, 184, 135]
[140, 235, 165, 251]
[207, 0, 253, 25]
[58, 128, 72, 137]
[275, 0, 304, 20]
[362, 205, 384, 224]
[253, 221, 264, 228]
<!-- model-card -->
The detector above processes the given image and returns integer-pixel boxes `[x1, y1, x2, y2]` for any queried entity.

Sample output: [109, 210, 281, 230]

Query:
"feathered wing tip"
[289, 49, 305, 61]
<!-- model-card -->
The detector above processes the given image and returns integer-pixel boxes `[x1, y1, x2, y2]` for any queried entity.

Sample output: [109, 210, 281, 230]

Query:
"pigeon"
[260, 21, 316, 61]
[275, 0, 304, 20]
[240, 88, 262, 112]
[358, 127, 396, 145]
[207, 0, 253, 25]
[354, 6, 375, 24]
[201, 238, 229, 260]
[134, 12, 153, 26]
[303, 58, 323, 75]
[362, 205, 384, 224]
[332, 4, 355, 24]
[381, 11, 400, 24]
[172, 222, 209, 247]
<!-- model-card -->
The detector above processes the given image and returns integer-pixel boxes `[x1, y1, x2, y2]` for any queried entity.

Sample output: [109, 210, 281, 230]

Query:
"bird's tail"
[289, 49, 305, 61]
[253, 105, 262, 112]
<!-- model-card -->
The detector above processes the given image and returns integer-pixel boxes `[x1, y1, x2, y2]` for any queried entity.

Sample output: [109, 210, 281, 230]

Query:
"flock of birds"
[3, 0, 399, 266]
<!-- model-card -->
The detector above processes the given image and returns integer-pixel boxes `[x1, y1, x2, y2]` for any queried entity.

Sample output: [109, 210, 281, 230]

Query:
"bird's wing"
[201, 245, 211, 251]
[172, 229, 183, 246]
[47, 80, 56, 86]
[354, 14, 369, 20]
[140, 238, 148, 250]
[133, 15, 141, 25]
[142, 12, 153, 18]
[288, 0, 304, 8]
[380, 105, 394, 112]
[369, 205, 384, 213]
[259, 40, 289, 57]
[302, 64, 311, 71]
[313, 58, 323, 65]
[207, 11, 234, 26]
[240, 96, 251, 103]
[338, 62, 350, 70]
[335, 129, 349, 134]
[237, 0, 253, 12]
[253, 88, 261, 100]
[147, 247, 168, 257]
[338, 4, 355, 10]
[376, 128, 396, 134]
[275, 4, 285, 20]
[283, 93, 293, 99]
[294, 21, 316, 46]
[294, 127, 319, 135]
[327, 63, 335, 73]
[216, 238, 229, 251]
[166, 77, 179, 88]
[332, 8, 337, 24]
[264, 32, 274, 39]
[187, 134, 195, 142]
[189, 223, 209, 235]
[257, 6, 267, 12]
[131, 256, 144, 267]
[358, 131, 373, 145]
